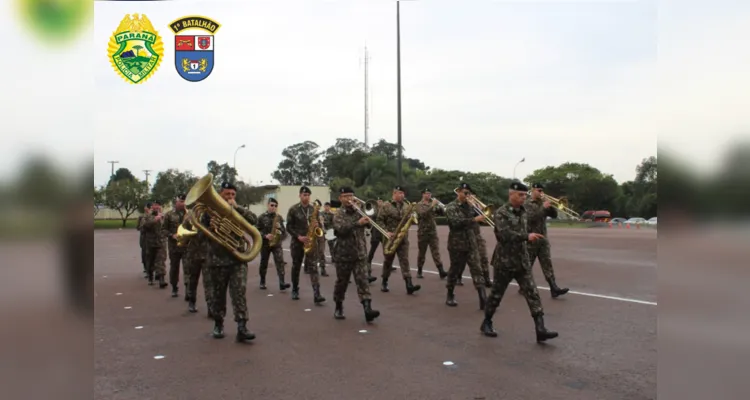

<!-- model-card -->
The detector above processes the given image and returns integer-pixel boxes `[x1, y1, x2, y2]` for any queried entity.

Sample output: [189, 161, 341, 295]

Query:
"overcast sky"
[6, 0, 746, 187]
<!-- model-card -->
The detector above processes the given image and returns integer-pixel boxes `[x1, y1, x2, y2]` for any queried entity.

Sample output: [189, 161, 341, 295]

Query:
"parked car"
[625, 217, 647, 225]
[646, 217, 657, 225]
[609, 217, 627, 225]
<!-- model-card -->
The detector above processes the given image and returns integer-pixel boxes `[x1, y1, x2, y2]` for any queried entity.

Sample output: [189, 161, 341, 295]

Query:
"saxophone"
[383, 200, 418, 255]
[303, 199, 324, 254]
[267, 212, 282, 248]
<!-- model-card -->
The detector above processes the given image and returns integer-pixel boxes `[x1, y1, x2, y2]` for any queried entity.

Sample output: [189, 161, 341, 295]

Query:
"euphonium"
[184, 173, 263, 262]
[303, 199, 325, 254]
[175, 208, 199, 247]
[268, 212, 283, 247]
[383, 200, 418, 255]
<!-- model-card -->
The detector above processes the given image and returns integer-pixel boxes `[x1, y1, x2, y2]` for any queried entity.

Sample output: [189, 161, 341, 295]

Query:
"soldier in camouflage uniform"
[480, 181, 558, 342]
[415, 189, 448, 279]
[458, 222, 493, 287]
[256, 198, 291, 291]
[444, 183, 488, 309]
[285, 186, 326, 304]
[331, 187, 380, 322]
[140, 201, 168, 288]
[313, 203, 332, 277]
[365, 199, 385, 283]
[136, 202, 151, 278]
[161, 194, 189, 298]
[376, 186, 421, 295]
[202, 182, 257, 342]
[182, 208, 212, 316]
[524, 183, 569, 297]
[322, 202, 336, 262]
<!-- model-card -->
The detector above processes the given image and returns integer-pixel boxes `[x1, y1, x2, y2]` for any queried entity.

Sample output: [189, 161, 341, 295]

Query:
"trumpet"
[351, 197, 390, 239]
[430, 197, 446, 210]
[454, 188, 496, 227]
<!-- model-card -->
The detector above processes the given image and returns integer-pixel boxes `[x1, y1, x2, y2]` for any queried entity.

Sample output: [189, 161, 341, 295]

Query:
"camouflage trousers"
[485, 265, 544, 318]
[417, 233, 444, 269]
[326, 239, 336, 263]
[168, 248, 188, 287]
[259, 243, 286, 280]
[290, 241, 320, 289]
[447, 247, 485, 290]
[367, 239, 379, 275]
[185, 255, 212, 310]
[381, 240, 412, 280]
[528, 240, 557, 285]
[316, 236, 328, 267]
[144, 246, 166, 277]
[333, 258, 372, 303]
[460, 235, 490, 282]
[208, 263, 249, 322]
[139, 235, 146, 271]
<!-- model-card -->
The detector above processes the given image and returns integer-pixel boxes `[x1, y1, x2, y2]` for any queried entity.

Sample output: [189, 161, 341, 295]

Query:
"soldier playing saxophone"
[256, 198, 291, 291]
[376, 185, 421, 295]
[285, 185, 326, 304]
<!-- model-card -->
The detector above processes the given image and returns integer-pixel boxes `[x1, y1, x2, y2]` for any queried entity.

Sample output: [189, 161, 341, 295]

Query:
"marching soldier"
[480, 181, 558, 342]
[183, 206, 213, 316]
[331, 187, 381, 322]
[322, 202, 336, 261]
[202, 182, 258, 342]
[315, 203, 331, 277]
[256, 198, 291, 291]
[136, 202, 151, 278]
[525, 183, 569, 297]
[285, 186, 326, 304]
[459, 219, 493, 287]
[140, 200, 168, 288]
[444, 183, 488, 309]
[376, 186, 421, 295]
[161, 194, 188, 298]
[415, 188, 448, 279]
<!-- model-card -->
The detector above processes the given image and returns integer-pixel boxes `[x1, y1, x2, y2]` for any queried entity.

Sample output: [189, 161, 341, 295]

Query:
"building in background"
[247, 185, 331, 216]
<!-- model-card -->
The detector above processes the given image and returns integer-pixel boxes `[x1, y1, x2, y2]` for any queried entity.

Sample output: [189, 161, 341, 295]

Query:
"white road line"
[280, 248, 657, 306]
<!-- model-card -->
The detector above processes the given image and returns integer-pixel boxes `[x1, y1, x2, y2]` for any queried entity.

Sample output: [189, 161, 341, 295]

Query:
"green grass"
[95, 219, 137, 229]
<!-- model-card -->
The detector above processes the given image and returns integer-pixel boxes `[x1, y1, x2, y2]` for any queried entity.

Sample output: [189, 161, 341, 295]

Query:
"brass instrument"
[454, 188, 496, 228]
[267, 212, 283, 247]
[175, 208, 199, 247]
[383, 200, 418, 255]
[302, 199, 325, 254]
[352, 197, 390, 238]
[183, 173, 263, 262]
[540, 193, 580, 220]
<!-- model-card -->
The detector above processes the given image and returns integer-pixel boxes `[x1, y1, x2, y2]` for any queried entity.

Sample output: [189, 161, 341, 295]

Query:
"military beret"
[393, 185, 405, 192]
[324, 202, 331, 206]
[458, 182, 472, 192]
[151, 199, 162, 205]
[509, 181, 529, 192]
[268, 198, 278, 204]
[176, 193, 186, 201]
[339, 186, 354, 195]
[220, 181, 237, 191]
[532, 183, 544, 189]
[145, 202, 153, 208]
[299, 186, 311, 194]
[421, 188, 431, 194]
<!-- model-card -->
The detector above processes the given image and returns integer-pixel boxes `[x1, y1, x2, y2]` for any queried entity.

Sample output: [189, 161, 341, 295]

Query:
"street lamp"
[396, 0, 403, 185]
[233, 144, 246, 170]
[513, 157, 525, 179]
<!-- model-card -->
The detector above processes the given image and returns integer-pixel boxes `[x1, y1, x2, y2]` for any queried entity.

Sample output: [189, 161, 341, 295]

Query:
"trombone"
[351, 196, 390, 239]
[540, 193, 580, 220]
[454, 188, 496, 227]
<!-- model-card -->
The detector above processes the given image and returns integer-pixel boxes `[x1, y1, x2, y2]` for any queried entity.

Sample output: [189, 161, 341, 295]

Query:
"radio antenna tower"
[364, 45, 370, 147]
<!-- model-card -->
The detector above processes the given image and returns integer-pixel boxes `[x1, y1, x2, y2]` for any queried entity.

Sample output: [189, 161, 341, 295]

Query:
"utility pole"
[143, 170, 152, 187]
[396, 1, 403, 185]
[107, 161, 119, 178]
[364, 45, 370, 148]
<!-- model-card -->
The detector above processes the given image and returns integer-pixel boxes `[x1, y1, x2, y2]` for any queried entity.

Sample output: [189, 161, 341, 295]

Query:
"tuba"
[183, 173, 263, 262]
[267, 212, 283, 247]
[302, 199, 325, 254]
[383, 200, 418, 255]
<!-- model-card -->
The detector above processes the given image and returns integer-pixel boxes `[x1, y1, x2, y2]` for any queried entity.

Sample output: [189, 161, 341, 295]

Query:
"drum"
[325, 229, 335, 240]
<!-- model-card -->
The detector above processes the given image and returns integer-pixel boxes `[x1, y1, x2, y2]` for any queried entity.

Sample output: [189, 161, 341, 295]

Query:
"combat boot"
[259, 274, 267, 290]
[477, 286, 487, 310]
[212, 318, 225, 339]
[236, 320, 256, 342]
[188, 299, 197, 313]
[278, 274, 291, 291]
[313, 285, 326, 304]
[534, 315, 558, 342]
[158, 275, 168, 289]
[320, 266, 329, 277]
[417, 265, 424, 279]
[147, 272, 154, 286]
[457, 278, 464, 286]
[446, 288, 458, 307]
[361, 299, 380, 322]
[405, 277, 421, 295]
[549, 281, 569, 298]
[480, 318, 497, 337]
[291, 286, 300, 300]
[436, 264, 448, 279]
[381, 278, 389, 292]
[334, 301, 345, 319]
[367, 273, 377, 284]
[171, 284, 179, 298]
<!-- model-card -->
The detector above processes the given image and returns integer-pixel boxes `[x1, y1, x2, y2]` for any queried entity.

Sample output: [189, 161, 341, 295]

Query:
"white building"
[247, 185, 331, 216]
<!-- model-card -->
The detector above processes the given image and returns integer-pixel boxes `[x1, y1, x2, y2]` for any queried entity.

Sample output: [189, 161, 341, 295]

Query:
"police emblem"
[107, 13, 164, 84]
[169, 16, 221, 82]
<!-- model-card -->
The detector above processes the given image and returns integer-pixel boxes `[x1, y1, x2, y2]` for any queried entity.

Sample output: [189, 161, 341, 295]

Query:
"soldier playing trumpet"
[415, 188, 448, 279]
[256, 198, 291, 291]
[524, 183, 569, 298]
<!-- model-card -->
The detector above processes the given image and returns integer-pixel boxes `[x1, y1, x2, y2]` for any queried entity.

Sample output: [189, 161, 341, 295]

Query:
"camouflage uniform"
[524, 196, 568, 296]
[285, 202, 325, 302]
[183, 218, 212, 315]
[321, 210, 336, 262]
[444, 199, 487, 308]
[136, 214, 147, 275]
[366, 223, 381, 278]
[256, 211, 290, 290]
[459, 224, 492, 287]
[141, 212, 167, 287]
[481, 201, 558, 342]
[415, 201, 447, 279]
[376, 201, 421, 294]
[161, 208, 188, 296]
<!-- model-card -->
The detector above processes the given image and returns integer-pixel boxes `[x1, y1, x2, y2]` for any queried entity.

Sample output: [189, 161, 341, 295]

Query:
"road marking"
[281, 248, 656, 306]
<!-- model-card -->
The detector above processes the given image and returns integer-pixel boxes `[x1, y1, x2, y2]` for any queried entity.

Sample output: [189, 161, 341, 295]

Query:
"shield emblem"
[174, 34, 214, 82]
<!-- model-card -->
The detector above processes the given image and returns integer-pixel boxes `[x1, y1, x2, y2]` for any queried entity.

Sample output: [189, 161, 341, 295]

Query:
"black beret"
[220, 181, 237, 191]
[532, 183, 544, 189]
[421, 188, 431, 194]
[458, 182, 472, 192]
[339, 186, 354, 195]
[393, 185, 405, 192]
[324, 202, 331, 206]
[145, 202, 153, 208]
[268, 198, 278, 204]
[509, 181, 529, 192]
[151, 199, 162, 205]
[176, 193, 186, 201]
[299, 186, 311, 194]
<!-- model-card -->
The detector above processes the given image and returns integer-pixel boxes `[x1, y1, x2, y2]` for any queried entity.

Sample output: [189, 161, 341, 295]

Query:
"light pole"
[396, 0, 403, 185]
[513, 157, 525, 180]
[233, 144, 245, 171]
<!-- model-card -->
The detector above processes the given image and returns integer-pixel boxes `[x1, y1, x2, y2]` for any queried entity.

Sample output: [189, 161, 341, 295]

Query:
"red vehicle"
[580, 210, 611, 222]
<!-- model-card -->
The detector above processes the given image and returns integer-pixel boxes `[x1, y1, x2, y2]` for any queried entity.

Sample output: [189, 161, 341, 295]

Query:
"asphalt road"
[94, 226, 656, 400]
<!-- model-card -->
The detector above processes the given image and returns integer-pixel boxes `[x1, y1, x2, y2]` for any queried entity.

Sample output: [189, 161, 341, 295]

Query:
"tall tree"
[206, 161, 238, 189]
[150, 169, 198, 205]
[524, 162, 621, 214]
[109, 167, 136, 184]
[271, 141, 325, 185]
[103, 178, 149, 227]
[94, 186, 104, 217]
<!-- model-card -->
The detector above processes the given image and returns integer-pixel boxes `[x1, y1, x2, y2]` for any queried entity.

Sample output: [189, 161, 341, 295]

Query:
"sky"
[2, 0, 748, 188]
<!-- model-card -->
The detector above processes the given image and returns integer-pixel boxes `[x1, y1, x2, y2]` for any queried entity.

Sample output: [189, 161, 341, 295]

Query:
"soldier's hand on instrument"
[543, 201, 551, 208]
[474, 215, 485, 222]
[172, 234, 178, 240]
[386, 231, 394, 239]
[298, 235, 309, 243]
[265, 234, 273, 240]
[528, 233, 544, 242]
[358, 217, 369, 225]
